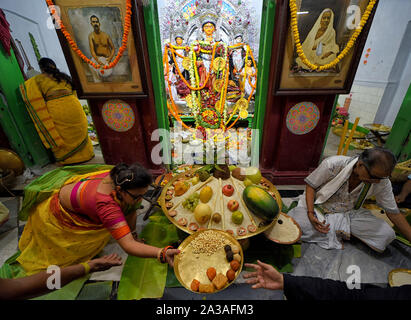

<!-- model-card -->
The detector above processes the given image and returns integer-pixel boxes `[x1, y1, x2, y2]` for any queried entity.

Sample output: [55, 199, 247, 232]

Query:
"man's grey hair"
[359, 147, 397, 173]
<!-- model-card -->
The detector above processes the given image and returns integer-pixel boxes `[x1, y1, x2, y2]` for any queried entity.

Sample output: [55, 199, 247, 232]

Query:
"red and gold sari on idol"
[19, 73, 94, 165]
[17, 169, 135, 275]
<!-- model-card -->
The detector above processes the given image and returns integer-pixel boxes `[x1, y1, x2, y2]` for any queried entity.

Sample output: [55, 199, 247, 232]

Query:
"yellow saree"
[17, 170, 112, 275]
[19, 74, 94, 165]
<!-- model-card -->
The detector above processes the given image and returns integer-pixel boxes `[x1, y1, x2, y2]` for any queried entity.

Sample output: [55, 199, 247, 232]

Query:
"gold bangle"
[81, 262, 90, 274]
[156, 249, 163, 263]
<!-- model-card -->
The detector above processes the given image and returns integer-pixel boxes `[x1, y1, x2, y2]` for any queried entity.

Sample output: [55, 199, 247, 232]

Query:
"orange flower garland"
[164, 48, 193, 131]
[168, 43, 217, 91]
[46, 0, 132, 73]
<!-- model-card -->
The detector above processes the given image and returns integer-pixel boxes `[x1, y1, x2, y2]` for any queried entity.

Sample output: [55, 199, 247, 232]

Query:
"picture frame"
[272, 0, 378, 95]
[52, 0, 147, 98]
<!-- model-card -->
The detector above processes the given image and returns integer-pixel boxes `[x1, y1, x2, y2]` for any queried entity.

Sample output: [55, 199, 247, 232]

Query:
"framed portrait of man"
[273, 0, 378, 94]
[52, 0, 146, 98]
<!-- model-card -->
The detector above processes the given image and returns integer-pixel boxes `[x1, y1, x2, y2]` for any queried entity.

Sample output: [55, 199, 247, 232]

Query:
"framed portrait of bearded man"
[51, 0, 146, 98]
[272, 0, 378, 94]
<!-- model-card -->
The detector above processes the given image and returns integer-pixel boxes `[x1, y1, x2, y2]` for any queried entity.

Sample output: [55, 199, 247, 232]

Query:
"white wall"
[340, 0, 411, 127]
[354, 0, 411, 85]
[1, 0, 70, 75]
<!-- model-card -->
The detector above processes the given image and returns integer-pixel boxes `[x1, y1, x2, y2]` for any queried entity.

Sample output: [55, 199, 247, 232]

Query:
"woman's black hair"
[110, 162, 153, 190]
[359, 147, 397, 173]
[38, 57, 74, 89]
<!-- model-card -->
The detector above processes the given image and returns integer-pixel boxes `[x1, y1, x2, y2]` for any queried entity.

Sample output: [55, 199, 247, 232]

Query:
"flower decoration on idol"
[332, 104, 349, 126]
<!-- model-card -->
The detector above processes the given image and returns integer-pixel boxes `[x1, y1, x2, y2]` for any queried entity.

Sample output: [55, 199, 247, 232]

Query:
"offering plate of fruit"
[159, 164, 301, 243]
[174, 229, 244, 293]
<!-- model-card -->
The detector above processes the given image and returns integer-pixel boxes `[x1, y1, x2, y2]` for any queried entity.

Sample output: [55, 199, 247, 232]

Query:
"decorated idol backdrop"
[158, 0, 263, 166]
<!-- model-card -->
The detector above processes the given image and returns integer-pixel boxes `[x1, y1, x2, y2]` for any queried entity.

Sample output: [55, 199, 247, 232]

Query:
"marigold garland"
[165, 39, 258, 132]
[289, 0, 377, 71]
[167, 43, 216, 91]
[46, 0, 132, 74]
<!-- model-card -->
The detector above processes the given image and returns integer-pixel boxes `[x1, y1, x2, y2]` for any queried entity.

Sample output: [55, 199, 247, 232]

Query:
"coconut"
[245, 167, 262, 184]
[194, 203, 212, 224]
[232, 167, 246, 181]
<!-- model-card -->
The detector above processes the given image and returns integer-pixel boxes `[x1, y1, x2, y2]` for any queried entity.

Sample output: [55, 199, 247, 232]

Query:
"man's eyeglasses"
[123, 189, 144, 202]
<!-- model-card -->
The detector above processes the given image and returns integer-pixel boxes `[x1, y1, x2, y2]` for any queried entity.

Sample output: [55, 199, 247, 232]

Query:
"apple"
[227, 199, 239, 212]
[222, 184, 234, 197]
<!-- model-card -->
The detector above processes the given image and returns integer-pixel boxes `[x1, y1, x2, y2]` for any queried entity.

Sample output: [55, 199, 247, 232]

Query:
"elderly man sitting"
[288, 147, 411, 252]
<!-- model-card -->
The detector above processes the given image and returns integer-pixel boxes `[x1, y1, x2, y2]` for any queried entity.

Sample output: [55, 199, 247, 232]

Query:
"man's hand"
[387, 212, 411, 243]
[88, 253, 123, 273]
[307, 211, 330, 234]
[243, 260, 284, 290]
[395, 194, 406, 204]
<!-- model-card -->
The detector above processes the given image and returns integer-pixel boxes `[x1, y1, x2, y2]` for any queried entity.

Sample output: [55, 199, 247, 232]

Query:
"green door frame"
[385, 82, 411, 162]
[143, 1, 171, 166]
[0, 47, 51, 168]
[142, 0, 276, 166]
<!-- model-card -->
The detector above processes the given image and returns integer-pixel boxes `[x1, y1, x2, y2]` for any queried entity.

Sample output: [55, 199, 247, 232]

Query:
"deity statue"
[161, 0, 258, 133]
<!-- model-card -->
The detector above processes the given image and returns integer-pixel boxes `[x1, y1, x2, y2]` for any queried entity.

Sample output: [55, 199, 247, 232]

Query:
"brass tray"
[0, 148, 25, 176]
[174, 229, 244, 294]
[159, 167, 282, 240]
[363, 123, 391, 132]
[388, 268, 411, 287]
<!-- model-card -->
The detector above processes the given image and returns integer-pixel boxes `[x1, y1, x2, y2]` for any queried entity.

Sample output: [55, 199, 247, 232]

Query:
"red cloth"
[0, 9, 11, 56]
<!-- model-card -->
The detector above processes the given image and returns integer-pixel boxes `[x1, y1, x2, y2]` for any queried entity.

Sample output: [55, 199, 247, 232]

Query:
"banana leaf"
[77, 281, 113, 300]
[117, 257, 168, 300]
[165, 265, 181, 288]
[117, 210, 180, 300]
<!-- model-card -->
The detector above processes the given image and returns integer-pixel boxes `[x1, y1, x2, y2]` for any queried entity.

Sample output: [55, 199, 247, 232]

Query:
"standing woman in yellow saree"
[19, 58, 94, 165]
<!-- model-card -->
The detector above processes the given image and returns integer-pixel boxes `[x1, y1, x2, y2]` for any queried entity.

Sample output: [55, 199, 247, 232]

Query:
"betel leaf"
[117, 210, 180, 299]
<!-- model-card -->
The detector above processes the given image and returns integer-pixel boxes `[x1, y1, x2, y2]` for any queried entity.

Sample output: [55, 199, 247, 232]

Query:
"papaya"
[174, 181, 189, 196]
[242, 185, 279, 221]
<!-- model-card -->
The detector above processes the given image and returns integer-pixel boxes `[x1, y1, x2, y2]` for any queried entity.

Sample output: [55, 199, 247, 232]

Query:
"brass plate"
[213, 57, 226, 72]
[235, 98, 249, 111]
[264, 212, 302, 245]
[364, 123, 391, 132]
[159, 166, 282, 240]
[388, 268, 411, 287]
[0, 148, 25, 176]
[182, 57, 191, 70]
[174, 229, 244, 293]
[239, 109, 249, 119]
